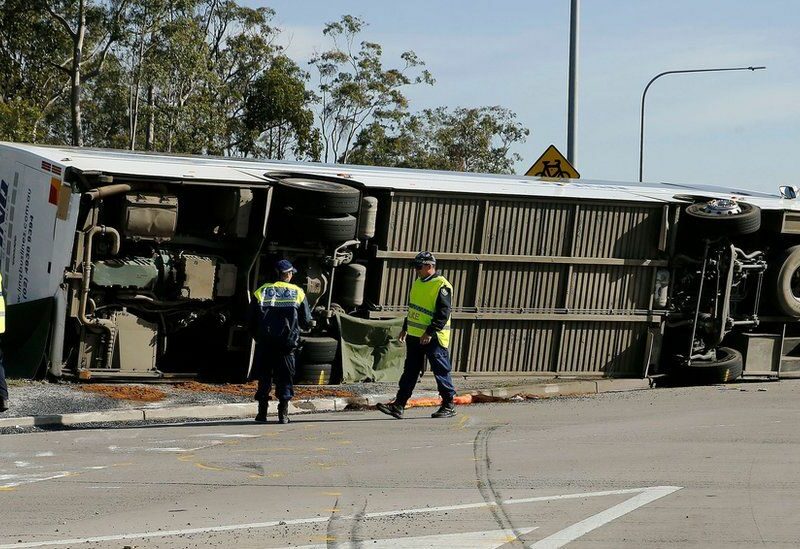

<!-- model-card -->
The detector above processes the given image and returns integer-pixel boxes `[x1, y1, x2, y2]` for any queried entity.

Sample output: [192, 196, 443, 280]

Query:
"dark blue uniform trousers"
[0, 349, 7, 401]
[396, 335, 456, 406]
[253, 342, 295, 402]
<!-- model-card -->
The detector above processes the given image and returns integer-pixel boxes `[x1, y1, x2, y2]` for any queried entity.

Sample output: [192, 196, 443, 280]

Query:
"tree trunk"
[70, 0, 86, 147]
[145, 84, 155, 150]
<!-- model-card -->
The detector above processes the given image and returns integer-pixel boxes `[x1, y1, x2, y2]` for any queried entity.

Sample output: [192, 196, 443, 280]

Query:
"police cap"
[275, 259, 298, 273]
[409, 251, 436, 269]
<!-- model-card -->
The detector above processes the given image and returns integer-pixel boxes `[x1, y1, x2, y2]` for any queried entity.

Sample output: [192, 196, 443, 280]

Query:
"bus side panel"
[370, 191, 668, 378]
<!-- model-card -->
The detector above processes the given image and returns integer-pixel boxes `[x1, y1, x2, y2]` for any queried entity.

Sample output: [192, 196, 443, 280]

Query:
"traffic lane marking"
[0, 486, 681, 548]
[529, 486, 682, 548]
[292, 527, 539, 548]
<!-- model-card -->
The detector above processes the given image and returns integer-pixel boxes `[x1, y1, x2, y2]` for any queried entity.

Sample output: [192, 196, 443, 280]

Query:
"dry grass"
[177, 381, 357, 399]
[77, 384, 167, 402]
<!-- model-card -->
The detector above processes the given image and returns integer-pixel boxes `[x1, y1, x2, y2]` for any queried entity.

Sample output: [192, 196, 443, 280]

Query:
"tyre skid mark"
[325, 497, 340, 548]
[349, 498, 368, 548]
[473, 425, 524, 546]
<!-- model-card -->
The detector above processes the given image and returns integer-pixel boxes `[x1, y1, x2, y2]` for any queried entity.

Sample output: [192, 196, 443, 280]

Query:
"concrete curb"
[0, 378, 651, 430]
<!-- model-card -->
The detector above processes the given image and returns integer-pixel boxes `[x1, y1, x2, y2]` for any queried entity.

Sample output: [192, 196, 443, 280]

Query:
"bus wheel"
[774, 245, 800, 317]
[675, 347, 743, 385]
[295, 363, 333, 385]
[684, 200, 761, 236]
[299, 336, 338, 364]
[297, 214, 358, 241]
[276, 178, 360, 215]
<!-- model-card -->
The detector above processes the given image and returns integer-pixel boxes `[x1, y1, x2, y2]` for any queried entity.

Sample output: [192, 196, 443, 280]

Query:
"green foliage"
[0, 5, 529, 173]
[82, 57, 130, 148]
[310, 15, 434, 163]
[242, 56, 318, 160]
[0, 99, 44, 142]
[349, 106, 529, 174]
[0, 0, 70, 141]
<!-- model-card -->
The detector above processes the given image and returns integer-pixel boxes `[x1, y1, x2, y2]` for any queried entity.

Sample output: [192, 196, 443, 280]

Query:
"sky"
[243, 0, 799, 194]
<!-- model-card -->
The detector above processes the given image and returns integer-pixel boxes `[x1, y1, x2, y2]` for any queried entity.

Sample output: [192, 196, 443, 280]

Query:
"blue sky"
[244, 1, 799, 194]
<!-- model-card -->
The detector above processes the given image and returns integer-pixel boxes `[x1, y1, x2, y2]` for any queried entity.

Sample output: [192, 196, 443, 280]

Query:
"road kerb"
[595, 378, 651, 393]
[143, 403, 256, 421]
[0, 409, 146, 429]
[293, 399, 336, 413]
[0, 378, 652, 430]
[60, 410, 146, 425]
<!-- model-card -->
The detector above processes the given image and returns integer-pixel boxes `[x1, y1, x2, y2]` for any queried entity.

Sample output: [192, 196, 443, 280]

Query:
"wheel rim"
[700, 199, 742, 216]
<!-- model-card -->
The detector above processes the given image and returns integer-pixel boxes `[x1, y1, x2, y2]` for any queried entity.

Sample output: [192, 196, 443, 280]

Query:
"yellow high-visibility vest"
[0, 273, 5, 334]
[406, 275, 452, 348]
[253, 280, 306, 307]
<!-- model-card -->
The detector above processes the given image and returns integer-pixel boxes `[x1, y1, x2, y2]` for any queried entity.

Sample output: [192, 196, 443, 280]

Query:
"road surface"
[1, 381, 799, 548]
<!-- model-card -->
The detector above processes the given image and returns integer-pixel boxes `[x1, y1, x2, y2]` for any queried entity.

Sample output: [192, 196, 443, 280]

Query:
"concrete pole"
[566, 0, 579, 165]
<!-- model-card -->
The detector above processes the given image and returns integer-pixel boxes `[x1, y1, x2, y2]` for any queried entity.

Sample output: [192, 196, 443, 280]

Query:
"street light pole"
[566, 0, 579, 165]
[638, 66, 765, 182]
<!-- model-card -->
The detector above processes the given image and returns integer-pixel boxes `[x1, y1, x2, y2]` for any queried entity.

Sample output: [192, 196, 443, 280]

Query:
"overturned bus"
[1, 141, 799, 384]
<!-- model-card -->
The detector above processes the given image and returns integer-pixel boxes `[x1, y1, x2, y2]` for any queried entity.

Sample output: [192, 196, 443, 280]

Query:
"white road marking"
[528, 486, 682, 548]
[0, 486, 681, 548]
[0, 472, 73, 489]
[109, 442, 223, 453]
[292, 527, 538, 548]
[0, 466, 110, 489]
[188, 433, 260, 438]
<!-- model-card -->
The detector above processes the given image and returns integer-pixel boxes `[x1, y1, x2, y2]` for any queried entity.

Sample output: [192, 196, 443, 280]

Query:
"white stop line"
[0, 485, 681, 548]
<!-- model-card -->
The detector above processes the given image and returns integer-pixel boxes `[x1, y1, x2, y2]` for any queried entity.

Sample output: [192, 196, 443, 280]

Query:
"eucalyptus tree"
[242, 55, 318, 160]
[122, 0, 192, 150]
[38, 0, 130, 146]
[0, 0, 70, 141]
[204, 3, 281, 155]
[310, 15, 433, 163]
[348, 106, 530, 174]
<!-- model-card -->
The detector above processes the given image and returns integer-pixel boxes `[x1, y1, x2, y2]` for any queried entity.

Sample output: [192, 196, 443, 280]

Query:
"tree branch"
[42, 1, 77, 39]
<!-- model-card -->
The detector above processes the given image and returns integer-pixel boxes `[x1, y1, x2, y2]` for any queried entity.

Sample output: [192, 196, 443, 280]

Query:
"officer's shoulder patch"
[440, 287, 449, 296]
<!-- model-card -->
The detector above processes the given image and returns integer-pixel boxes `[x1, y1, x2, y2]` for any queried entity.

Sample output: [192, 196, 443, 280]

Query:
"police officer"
[377, 251, 457, 419]
[0, 272, 7, 413]
[249, 259, 312, 424]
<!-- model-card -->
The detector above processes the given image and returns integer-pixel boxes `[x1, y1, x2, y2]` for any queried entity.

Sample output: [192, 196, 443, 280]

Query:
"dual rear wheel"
[274, 179, 360, 241]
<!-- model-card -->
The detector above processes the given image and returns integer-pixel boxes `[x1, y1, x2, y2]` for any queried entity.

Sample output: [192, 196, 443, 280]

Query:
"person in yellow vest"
[0, 272, 7, 413]
[248, 259, 312, 424]
[377, 251, 457, 419]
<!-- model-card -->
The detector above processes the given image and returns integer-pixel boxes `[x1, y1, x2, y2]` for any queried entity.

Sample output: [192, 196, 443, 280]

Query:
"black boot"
[376, 402, 404, 419]
[0, 397, 7, 413]
[277, 400, 290, 424]
[255, 400, 268, 423]
[431, 401, 456, 418]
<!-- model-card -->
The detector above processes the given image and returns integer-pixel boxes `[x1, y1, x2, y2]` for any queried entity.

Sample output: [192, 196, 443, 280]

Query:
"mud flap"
[4, 297, 54, 378]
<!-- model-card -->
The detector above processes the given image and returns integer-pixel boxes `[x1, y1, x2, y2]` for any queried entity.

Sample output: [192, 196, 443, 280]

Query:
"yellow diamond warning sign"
[525, 145, 580, 179]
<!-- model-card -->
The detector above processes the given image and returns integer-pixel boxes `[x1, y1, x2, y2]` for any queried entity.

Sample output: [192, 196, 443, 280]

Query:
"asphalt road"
[1, 381, 799, 548]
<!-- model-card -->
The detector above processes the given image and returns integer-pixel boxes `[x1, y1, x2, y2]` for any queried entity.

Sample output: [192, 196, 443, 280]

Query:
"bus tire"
[299, 336, 338, 364]
[277, 178, 360, 215]
[676, 347, 743, 384]
[774, 245, 800, 317]
[684, 201, 761, 236]
[295, 363, 333, 385]
[297, 214, 357, 241]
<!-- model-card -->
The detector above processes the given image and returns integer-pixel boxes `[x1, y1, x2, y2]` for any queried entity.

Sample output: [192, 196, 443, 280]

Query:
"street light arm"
[638, 66, 765, 182]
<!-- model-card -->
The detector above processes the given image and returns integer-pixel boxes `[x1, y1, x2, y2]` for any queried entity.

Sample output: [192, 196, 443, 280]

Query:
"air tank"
[357, 196, 378, 239]
[337, 263, 367, 307]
